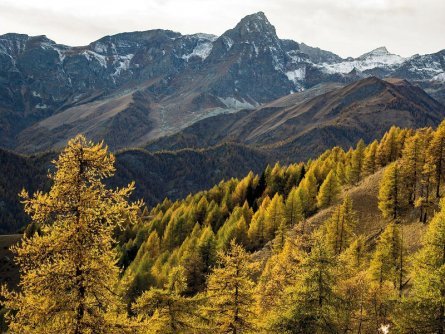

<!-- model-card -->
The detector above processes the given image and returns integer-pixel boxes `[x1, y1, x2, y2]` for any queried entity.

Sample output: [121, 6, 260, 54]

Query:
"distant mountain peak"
[359, 46, 394, 59]
[371, 46, 390, 54]
[241, 11, 269, 23]
[233, 11, 277, 36]
[208, 11, 281, 61]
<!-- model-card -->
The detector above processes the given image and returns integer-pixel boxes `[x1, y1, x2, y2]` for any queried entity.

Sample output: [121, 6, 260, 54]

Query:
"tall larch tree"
[416, 161, 436, 223]
[369, 223, 406, 293]
[427, 120, 445, 198]
[376, 126, 400, 167]
[400, 131, 429, 205]
[132, 266, 203, 333]
[247, 205, 267, 250]
[298, 169, 318, 215]
[325, 196, 357, 255]
[367, 223, 405, 332]
[362, 140, 379, 177]
[335, 237, 371, 333]
[264, 193, 285, 241]
[256, 237, 304, 321]
[123, 230, 162, 302]
[271, 232, 338, 333]
[348, 139, 366, 185]
[284, 186, 304, 227]
[336, 162, 347, 185]
[202, 240, 257, 334]
[316, 170, 340, 209]
[394, 198, 445, 333]
[378, 162, 406, 220]
[0, 135, 141, 334]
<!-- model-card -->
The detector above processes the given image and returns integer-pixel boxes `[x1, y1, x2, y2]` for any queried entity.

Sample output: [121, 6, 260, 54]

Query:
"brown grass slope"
[305, 168, 426, 254]
[146, 77, 445, 163]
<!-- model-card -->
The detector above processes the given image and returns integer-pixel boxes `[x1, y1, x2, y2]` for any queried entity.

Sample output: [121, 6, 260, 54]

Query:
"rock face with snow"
[321, 47, 405, 74]
[0, 12, 444, 152]
[0, 30, 216, 147]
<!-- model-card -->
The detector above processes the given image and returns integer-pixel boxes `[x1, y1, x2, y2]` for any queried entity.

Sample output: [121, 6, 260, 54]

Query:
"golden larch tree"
[1, 135, 141, 334]
[202, 240, 257, 333]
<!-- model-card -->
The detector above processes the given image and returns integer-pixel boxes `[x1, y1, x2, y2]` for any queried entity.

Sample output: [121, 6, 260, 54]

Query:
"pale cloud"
[0, 0, 443, 58]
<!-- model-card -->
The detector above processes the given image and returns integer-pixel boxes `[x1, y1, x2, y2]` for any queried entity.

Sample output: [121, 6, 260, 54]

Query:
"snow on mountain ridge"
[182, 41, 213, 61]
[286, 67, 306, 85]
[358, 46, 391, 59]
[432, 72, 445, 82]
[320, 47, 405, 74]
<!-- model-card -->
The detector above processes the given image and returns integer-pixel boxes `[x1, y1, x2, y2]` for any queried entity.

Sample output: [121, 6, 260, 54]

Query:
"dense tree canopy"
[4, 120, 445, 333]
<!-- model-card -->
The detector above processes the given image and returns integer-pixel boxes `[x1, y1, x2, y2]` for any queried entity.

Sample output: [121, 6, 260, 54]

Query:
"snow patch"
[193, 33, 218, 42]
[320, 51, 405, 74]
[31, 91, 42, 98]
[252, 42, 259, 55]
[83, 50, 108, 68]
[286, 67, 306, 84]
[112, 54, 134, 77]
[432, 72, 445, 82]
[93, 42, 108, 54]
[219, 97, 256, 109]
[35, 103, 47, 109]
[182, 41, 213, 61]
[54, 48, 66, 63]
[269, 46, 283, 71]
[39, 41, 55, 50]
[287, 50, 306, 64]
[223, 36, 233, 51]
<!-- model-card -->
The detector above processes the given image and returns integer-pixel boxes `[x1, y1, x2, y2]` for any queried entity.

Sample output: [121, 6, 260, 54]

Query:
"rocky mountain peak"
[235, 12, 275, 34]
[371, 46, 390, 54]
[206, 11, 282, 63]
[358, 46, 393, 59]
[220, 11, 279, 45]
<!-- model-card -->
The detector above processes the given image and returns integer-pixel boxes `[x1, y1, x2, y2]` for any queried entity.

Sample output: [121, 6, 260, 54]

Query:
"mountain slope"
[146, 77, 445, 161]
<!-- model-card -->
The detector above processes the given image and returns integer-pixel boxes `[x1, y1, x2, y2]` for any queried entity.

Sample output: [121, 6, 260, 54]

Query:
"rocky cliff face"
[0, 12, 444, 152]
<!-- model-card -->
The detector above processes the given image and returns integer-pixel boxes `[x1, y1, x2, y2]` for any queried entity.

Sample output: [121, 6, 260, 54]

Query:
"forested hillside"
[0, 143, 267, 233]
[112, 121, 445, 332]
[3, 122, 445, 332]
[0, 149, 54, 233]
[4, 76, 443, 233]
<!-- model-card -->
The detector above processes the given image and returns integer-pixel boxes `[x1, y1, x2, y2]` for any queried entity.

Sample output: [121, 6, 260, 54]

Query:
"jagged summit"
[358, 46, 395, 59]
[370, 46, 390, 54]
[224, 11, 278, 41]
[206, 11, 283, 66]
[235, 12, 275, 33]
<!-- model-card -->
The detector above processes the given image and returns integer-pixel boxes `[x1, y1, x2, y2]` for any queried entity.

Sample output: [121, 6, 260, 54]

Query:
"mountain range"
[1, 12, 445, 233]
[1, 12, 444, 152]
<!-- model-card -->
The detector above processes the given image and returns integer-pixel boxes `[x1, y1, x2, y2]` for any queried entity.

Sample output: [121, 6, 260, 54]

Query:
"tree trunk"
[74, 148, 86, 334]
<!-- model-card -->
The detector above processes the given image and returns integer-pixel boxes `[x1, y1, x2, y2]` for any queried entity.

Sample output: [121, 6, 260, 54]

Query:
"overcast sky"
[0, 0, 444, 58]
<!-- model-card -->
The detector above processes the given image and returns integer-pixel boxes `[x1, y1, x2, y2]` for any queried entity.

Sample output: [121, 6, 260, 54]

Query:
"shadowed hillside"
[0, 143, 268, 232]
